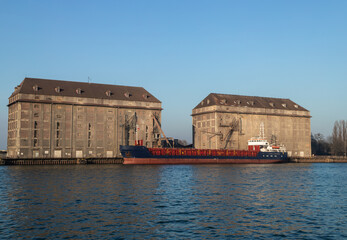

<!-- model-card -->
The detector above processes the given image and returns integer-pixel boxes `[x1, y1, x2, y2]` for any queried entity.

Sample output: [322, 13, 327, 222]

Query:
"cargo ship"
[120, 137, 287, 165]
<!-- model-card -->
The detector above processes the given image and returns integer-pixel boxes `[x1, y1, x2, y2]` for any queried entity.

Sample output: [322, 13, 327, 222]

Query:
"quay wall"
[0, 158, 123, 165]
[1, 156, 347, 165]
[289, 156, 347, 163]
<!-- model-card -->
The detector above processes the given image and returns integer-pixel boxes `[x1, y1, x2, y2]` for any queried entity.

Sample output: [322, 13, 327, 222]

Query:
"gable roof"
[194, 93, 308, 112]
[10, 78, 161, 103]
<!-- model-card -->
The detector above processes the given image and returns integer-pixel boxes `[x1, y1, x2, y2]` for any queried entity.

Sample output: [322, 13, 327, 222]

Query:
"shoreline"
[1, 156, 347, 165]
[289, 156, 347, 163]
[0, 158, 123, 165]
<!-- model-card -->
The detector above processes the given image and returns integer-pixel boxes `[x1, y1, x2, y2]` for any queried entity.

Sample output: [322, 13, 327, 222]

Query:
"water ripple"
[0, 164, 346, 239]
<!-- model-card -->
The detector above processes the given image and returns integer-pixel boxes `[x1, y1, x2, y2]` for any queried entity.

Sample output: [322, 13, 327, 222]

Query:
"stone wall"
[192, 105, 311, 157]
[8, 93, 161, 158]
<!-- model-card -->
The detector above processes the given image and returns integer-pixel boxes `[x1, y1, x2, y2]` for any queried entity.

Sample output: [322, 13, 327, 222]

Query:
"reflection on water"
[0, 164, 347, 239]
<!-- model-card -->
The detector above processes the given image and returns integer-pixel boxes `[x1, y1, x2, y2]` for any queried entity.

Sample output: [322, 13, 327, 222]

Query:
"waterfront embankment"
[289, 156, 347, 163]
[0, 158, 123, 165]
[1, 156, 347, 165]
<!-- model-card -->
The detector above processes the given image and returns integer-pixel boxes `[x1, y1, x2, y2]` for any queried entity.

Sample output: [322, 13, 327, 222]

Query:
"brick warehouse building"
[192, 93, 311, 157]
[7, 78, 162, 158]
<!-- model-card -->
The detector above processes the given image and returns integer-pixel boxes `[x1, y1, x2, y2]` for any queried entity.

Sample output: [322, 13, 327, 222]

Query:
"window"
[55, 86, 61, 93]
[56, 122, 61, 147]
[87, 123, 92, 147]
[105, 90, 112, 97]
[76, 88, 82, 94]
[239, 118, 242, 133]
[146, 126, 149, 140]
[220, 99, 227, 104]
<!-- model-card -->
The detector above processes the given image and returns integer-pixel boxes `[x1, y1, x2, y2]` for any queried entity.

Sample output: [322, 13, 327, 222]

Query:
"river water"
[0, 163, 346, 239]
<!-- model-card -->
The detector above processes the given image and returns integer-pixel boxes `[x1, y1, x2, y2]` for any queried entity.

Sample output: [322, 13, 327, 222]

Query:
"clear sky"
[1, 0, 347, 149]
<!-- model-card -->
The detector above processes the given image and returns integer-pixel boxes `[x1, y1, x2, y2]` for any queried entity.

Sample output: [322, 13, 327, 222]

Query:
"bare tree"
[311, 133, 330, 155]
[331, 120, 347, 156]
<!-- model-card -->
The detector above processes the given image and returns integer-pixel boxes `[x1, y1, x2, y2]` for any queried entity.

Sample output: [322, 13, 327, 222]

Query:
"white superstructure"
[247, 123, 286, 152]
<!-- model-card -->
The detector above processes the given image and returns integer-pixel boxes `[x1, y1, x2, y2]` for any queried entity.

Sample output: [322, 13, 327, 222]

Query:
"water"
[0, 164, 346, 239]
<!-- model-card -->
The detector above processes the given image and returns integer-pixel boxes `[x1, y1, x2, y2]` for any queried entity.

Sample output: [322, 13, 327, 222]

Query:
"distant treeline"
[312, 120, 347, 156]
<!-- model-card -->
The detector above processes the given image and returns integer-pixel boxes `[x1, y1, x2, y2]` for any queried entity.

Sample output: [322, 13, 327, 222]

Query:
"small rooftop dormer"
[105, 90, 112, 97]
[55, 86, 62, 93]
[124, 92, 132, 98]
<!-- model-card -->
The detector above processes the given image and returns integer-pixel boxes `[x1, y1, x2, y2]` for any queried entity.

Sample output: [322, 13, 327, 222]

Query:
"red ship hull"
[123, 157, 284, 165]
[120, 145, 288, 165]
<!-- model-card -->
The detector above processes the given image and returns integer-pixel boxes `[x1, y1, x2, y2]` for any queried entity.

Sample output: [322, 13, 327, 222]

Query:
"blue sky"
[1, 0, 347, 149]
